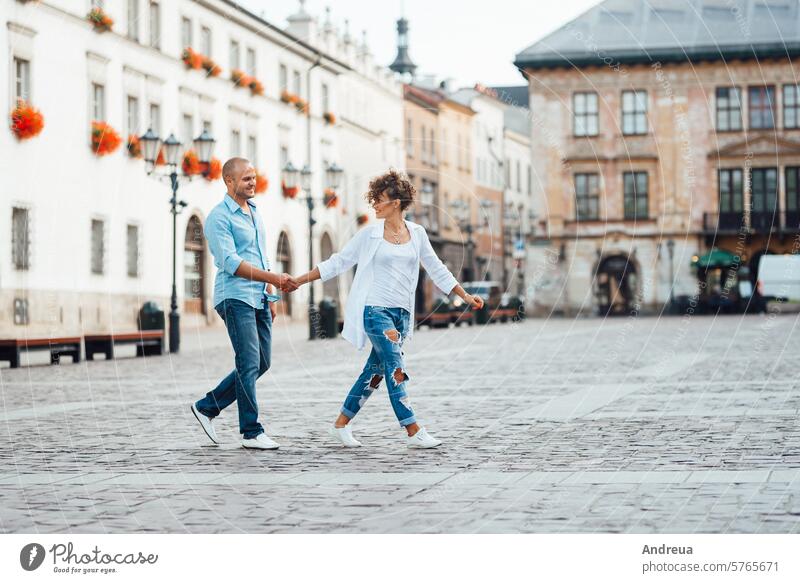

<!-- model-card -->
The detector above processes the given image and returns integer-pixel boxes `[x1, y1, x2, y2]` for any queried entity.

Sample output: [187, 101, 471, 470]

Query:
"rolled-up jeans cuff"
[340, 407, 357, 419]
[398, 415, 416, 427]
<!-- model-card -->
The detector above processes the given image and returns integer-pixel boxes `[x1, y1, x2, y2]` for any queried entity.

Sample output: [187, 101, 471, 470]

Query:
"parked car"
[757, 255, 800, 311]
[463, 282, 524, 324]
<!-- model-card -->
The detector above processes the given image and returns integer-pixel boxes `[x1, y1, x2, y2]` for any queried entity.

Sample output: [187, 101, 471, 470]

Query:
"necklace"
[385, 222, 406, 244]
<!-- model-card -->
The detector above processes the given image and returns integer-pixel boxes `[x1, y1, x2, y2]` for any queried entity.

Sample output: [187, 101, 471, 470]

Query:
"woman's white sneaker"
[407, 427, 442, 449]
[329, 425, 362, 447]
[241, 433, 280, 450]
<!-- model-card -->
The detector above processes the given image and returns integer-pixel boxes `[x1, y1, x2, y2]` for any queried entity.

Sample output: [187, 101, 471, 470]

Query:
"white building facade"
[1, 0, 403, 337]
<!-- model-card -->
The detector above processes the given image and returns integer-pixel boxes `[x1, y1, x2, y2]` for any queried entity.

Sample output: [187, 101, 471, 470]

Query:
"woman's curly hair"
[365, 169, 416, 211]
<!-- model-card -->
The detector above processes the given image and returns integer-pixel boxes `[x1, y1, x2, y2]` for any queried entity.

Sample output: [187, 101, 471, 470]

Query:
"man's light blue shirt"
[205, 194, 271, 309]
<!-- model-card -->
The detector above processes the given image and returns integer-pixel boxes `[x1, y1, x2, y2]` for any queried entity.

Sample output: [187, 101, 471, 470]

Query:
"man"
[191, 157, 297, 450]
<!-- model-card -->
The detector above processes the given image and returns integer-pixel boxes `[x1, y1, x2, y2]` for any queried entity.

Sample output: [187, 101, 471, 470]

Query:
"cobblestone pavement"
[1, 312, 799, 533]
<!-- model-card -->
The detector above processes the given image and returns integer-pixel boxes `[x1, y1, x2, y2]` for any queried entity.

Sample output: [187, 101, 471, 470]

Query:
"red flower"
[282, 181, 299, 199]
[90, 121, 122, 156]
[155, 147, 166, 166]
[127, 134, 142, 158]
[356, 213, 369, 225]
[323, 188, 338, 208]
[255, 171, 268, 194]
[181, 47, 203, 70]
[182, 149, 202, 176]
[87, 7, 113, 32]
[10, 100, 44, 140]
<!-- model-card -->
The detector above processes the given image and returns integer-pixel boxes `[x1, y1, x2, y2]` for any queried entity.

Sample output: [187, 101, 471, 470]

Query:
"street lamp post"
[139, 127, 216, 353]
[667, 239, 676, 314]
[449, 199, 477, 282]
[282, 160, 342, 341]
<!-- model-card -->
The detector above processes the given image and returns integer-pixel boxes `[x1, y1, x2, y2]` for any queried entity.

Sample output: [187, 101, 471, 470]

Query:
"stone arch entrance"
[184, 215, 206, 314]
[319, 232, 340, 303]
[594, 254, 638, 316]
[276, 231, 292, 317]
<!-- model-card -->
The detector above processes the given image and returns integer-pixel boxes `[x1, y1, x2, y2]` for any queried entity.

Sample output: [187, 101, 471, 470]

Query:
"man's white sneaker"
[407, 427, 442, 449]
[329, 425, 362, 447]
[190, 403, 219, 445]
[241, 433, 280, 450]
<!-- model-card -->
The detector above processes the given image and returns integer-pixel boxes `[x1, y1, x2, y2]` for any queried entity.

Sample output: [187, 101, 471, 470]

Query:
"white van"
[757, 255, 800, 304]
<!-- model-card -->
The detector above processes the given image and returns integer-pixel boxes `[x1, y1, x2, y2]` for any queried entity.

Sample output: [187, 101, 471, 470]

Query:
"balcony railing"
[703, 211, 800, 234]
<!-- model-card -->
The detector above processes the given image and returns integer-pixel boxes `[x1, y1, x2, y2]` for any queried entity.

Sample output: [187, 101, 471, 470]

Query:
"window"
[293, 71, 301, 96]
[12, 207, 30, 271]
[786, 167, 800, 213]
[127, 0, 139, 41]
[92, 83, 105, 121]
[441, 129, 447, 165]
[430, 128, 436, 165]
[406, 119, 413, 157]
[127, 96, 139, 135]
[182, 113, 193, 145]
[715, 87, 742, 131]
[279, 145, 289, 169]
[200, 26, 212, 56]
[623, 171, 648, 219]
[149, 1, 160, 49]
[574, 173, 600, 220]
[181, 16, 192, 48]
[784, 85, 800, 129]
[456, 133, 462, 169]
[230, 129, 241, 156]
[321, 83, 329, 112]
[622, 90, 647, 135]
[202, 119, 212, 134]
[516, 161, 522, 193]
[505, 158, 511, 187]
[279, 64, 287, 91]
[750, 168, 778, 213]
[91, 0, 104, 8]
[91, 219, 105, 275]
[749, 86, 775, 129]
[127, 224, 139, 277]
[718, 168, 744, 213]
[229, 40, 240, 71]
[246, 47, 256, 76]
[149, 102, 161, 134]
[421, 124, 426, 163]
[247, 135, 257, 162]
[13, 57, 30, 103]
[573, 92, 598, 136]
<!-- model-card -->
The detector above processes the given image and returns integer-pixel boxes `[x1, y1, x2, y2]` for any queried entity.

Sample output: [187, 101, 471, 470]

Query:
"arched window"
[276, 231, 292, 316]
[184, 215, 206, 314]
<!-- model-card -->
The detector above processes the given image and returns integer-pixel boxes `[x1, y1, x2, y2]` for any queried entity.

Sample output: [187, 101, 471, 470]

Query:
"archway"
[319, 232, 340, 303]
[276, 231, 292, 317]
[184, 215, 206, 314]
[594, 254, 638, 316]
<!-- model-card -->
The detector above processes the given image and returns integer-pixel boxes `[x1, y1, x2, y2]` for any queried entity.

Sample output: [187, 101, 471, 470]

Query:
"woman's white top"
[317, 219, 458, 350]
[365, 239, 418, 313]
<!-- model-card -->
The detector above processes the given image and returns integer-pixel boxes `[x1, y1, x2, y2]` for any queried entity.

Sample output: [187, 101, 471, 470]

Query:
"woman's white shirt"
[365, 239, 418, 313]
[317, 219, 458, 350]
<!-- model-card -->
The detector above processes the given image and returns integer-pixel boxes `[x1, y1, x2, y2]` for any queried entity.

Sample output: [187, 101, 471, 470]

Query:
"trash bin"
[318, 298, 339, 339]
[475, 301, 490, 325]
[138, 301, 165, 331]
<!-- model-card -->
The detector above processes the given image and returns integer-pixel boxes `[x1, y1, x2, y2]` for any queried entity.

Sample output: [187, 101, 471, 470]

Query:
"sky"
[238, 0, 600, 89]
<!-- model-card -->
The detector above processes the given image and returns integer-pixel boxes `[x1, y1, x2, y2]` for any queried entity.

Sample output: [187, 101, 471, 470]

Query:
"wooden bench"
[0, 336, 82, 368]
[84, 331, 165, 361]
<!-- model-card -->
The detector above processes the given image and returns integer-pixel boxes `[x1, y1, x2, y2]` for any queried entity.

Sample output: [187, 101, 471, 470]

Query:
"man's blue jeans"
[195, 298, 271, 439]
[341, 306, 416, 427]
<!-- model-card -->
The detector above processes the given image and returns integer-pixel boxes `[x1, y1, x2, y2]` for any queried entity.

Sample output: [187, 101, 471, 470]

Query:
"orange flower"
[182, 149, 202, 176]
[204, 158, 222, 181]
[155, 147, 166, 166]
[87, 7, 113, 32]
[356, 213, 369, 225]
[294, 98, 308, 114]
[90, 121, 122, 156]
[323, 188, 338, 208]
[231, 69, 251, 87]
[127, 134, 142, 158]
[323, 111, 336, 125]
[202, 56, 221, 77]
[255, 171, 268, 194]
[282, 181, 299, 199]
[249, 78, 264, 96]
[10, 100, 44, 140]
[281, 90, 298, 104]
[181, 47, 203, 70]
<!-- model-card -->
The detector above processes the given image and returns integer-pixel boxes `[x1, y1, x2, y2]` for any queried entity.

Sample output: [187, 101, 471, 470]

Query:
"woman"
[294, 170, 483, 448]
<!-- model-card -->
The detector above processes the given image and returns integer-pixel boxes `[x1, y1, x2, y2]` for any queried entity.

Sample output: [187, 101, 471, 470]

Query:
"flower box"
[323, 188, 338, 208]
[356, 213, 369, 225]
[323, 111, 336, 125]
[90, 121, 122, 156]
[294, 97, 308, 114]
[249, 78, 264, 96]
[182, 149, 201, 176]
[127, 134, 142, 158]
[181, 47, 203, 70]
[282, 181, 299, 199]
[10, 100, 44, 140]
[202, 56, 221, 77]
[255, 171, 268, 194]
[87, 7, 113, 32]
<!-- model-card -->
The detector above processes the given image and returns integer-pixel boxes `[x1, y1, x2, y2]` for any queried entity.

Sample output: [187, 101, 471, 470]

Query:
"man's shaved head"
[222, 157, 250, 180]
[222, 157, 257, 200]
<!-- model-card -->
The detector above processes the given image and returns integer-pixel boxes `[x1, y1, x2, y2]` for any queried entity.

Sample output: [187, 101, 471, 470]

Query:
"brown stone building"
[515, 0, 800, 316]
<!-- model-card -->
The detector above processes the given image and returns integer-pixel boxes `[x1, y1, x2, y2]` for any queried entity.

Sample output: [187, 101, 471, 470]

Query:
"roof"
[490, 85, 529, 108]
[404, 84, 445, 110]
[514, 0, 800, 71]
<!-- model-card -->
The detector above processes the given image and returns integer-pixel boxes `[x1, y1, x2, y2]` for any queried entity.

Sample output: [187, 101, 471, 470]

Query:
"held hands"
[275, 273, 299, 292]
[465, 293, 484, 310]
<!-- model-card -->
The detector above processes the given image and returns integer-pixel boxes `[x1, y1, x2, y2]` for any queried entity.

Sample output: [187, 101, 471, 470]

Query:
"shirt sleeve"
[318, 227, 367, 281]
[419, 226, 458, 294]
[205, 211, 244, 276]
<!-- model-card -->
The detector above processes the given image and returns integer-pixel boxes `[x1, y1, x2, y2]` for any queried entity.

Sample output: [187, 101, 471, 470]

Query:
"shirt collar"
[223, 194, 257, 215]
[370, 218, 415, 238]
